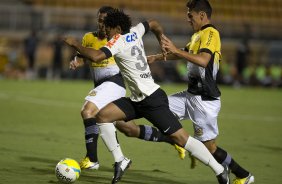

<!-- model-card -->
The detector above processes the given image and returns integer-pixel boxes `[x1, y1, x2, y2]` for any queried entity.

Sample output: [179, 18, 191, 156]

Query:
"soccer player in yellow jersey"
[148, 1, 254, 184]
[65, 8, 230, 184]
[70, 6, 126, 170]
[70, 6, 186, 171]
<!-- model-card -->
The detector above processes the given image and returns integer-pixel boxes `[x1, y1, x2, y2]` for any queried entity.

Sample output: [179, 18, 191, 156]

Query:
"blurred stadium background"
[0, 0, 281, 87]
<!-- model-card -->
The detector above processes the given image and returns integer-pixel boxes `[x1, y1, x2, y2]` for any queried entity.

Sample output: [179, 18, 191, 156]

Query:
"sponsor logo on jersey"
[140, 72, 152, 78]
[126, 32, 138, 42]
[206, 31, 214, 46]
[106, 34, 120, 48]
[88, 90, 97, 96]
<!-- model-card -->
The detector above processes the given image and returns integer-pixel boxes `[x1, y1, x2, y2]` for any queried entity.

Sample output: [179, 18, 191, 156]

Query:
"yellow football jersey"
[186, 24, 221, 60]
[185, 24, 221, 98]
[82, 32, 116, 68]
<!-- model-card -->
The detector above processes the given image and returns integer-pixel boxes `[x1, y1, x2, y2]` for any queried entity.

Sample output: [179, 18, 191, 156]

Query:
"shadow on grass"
[20, 156, 59, 164]
[80, 166, 188, 184]
[19, 156, 204, 184]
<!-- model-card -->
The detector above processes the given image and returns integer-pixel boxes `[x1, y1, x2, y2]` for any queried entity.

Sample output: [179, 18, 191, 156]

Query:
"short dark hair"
[186, 0, 212, 18]
[98, 6, 114, 14]
[103, 9, 132, 34]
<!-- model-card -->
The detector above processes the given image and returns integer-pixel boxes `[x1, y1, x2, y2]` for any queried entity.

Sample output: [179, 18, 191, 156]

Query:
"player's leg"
[204, 141, 254, 184]
[80, 82, 126, 170]
[192, 94, 253, 183]
[96, 98, 133, 184]
[80, 100, 100, 169]
[115, 121, 185, 159]
[146, 109, 228, 182]
[142, 88, 229, 184]
[115, 121, 174, 143]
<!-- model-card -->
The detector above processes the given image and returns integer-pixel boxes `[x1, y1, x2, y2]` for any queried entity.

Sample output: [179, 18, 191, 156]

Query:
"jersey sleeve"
[81, 33, 88, 47]
[199, 29, 219, 55]
[100, 34, 122, 58]
[134, 21, 149, 37]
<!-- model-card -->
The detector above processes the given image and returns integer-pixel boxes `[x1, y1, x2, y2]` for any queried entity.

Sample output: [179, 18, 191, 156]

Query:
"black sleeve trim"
[100, 47, 112, 58]
[199, 48, 212, 56]
[142, 21, 150, 35]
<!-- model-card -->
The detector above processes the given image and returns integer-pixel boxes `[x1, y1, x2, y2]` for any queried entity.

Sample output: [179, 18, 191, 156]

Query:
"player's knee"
[169, 129, 189, 147]
[203, 140, 217, 153]
[81, 107, 98, 119]
[95, 112, 109, 123]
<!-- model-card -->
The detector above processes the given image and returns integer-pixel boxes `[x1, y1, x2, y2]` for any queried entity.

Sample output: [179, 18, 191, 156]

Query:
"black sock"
[138, 125, 174, 144]
[213, 147, 249, 178]
[83, 118, 99, 162]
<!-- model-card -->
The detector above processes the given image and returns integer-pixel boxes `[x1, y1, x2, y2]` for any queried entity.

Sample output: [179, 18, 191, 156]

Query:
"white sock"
[184, 136, 223, 175]
[98, 123, 124, 162]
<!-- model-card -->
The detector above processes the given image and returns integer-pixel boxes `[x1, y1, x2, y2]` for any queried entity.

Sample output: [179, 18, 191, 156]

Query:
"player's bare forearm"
[148, 20, 164, 42]
[148, 20, 168, 58]
[173, 49, 210, 67]
[64, 37, 106, 63]
[147, 53, 179, 64]
[161, 35, 210, 67]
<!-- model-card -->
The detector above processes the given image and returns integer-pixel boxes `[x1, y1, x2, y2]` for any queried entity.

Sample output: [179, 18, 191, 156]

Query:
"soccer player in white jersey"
[69, 6, 185, 171]
[64, 9, 229, 184]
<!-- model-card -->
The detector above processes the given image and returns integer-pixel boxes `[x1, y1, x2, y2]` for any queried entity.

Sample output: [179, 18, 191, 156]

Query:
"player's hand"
[69, 56, 83, 70]
[147, 55, 156, 64]
[63, 36, 78, 47]
[161, 34, 178, 54]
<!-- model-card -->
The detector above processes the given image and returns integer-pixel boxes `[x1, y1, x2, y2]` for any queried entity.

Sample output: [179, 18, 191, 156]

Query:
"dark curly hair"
[103, 9, 132, 34]
[98, 6, 114, 15]
[186, 0, 212, 18]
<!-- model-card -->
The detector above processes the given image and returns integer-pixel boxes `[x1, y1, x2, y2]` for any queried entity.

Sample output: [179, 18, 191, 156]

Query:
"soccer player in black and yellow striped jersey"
[70, 6, 126, 170]
[148, 1, 254, 184]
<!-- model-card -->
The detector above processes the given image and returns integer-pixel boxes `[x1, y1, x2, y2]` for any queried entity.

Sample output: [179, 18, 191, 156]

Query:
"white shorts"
[168, 90, 221, 141]
[85, 81, 126, 110]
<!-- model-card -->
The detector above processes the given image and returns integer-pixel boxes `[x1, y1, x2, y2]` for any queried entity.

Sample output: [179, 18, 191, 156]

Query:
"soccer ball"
[55, 158, 81, 183]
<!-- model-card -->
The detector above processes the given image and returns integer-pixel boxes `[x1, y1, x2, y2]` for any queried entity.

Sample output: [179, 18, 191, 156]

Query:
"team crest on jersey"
[194, 35, 200, 43]
[88, 90, 97, 96]
[194, 125, 203, 136]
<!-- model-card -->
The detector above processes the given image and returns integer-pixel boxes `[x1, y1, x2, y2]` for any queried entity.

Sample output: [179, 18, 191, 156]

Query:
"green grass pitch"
[0, 79, 281, 184]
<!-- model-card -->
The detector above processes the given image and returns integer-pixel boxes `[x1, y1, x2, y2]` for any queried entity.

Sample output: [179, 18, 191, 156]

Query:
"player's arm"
[161, 35, 211, 68]
[147, 20, 169, 60]
[147, 52, 179, 64]
[64, 37, 107, 63]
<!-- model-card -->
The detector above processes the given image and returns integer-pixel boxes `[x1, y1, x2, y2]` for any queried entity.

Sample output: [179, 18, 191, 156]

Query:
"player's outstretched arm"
[147, 53, 179, 64]
[63, 37, 107, 63]
[161, 34, 211, 67]
[147, 20, 169, 60]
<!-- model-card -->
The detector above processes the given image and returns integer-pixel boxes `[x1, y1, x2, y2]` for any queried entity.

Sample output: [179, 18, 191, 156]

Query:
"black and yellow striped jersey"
[185, 24, 221, 99]
[81, 31, 121, 86]
[82, 32, 116, 68]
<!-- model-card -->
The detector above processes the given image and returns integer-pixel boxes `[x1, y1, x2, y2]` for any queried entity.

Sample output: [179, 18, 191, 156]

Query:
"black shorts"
[113, 88, 182, 135]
